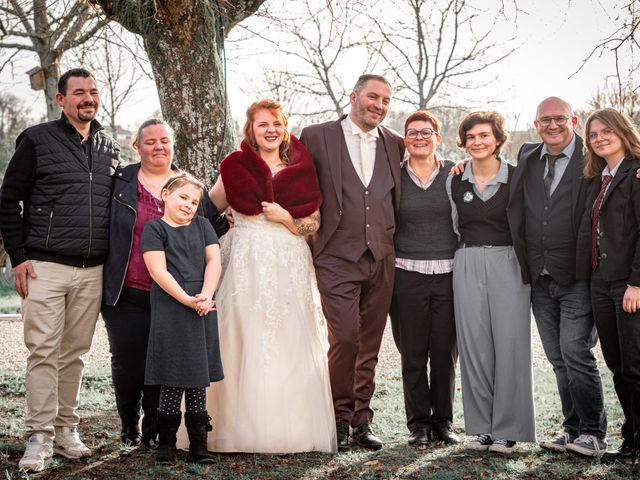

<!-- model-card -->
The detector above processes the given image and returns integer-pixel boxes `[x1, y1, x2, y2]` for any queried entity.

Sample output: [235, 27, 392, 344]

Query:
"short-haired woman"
[390, 110, 459, 447]
[446, 111, 535, 454]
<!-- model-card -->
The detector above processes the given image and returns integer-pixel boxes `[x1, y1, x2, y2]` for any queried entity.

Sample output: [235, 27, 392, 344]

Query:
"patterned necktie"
[591, 174, 613, 271]
[544, 154, 560, 198]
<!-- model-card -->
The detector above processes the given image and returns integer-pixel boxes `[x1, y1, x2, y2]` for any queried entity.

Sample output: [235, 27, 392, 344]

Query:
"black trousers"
[389, 268, 457, 431]
[591, 270, 640, 447]
[101, 287, 161, 440]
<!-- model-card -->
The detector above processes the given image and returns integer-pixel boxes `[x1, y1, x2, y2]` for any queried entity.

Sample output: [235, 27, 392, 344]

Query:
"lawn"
[0, 338, 633, 480]
[0, 283, 20, 314]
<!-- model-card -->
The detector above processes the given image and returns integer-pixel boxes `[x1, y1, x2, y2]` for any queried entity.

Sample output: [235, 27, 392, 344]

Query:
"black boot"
[155, 412, 182, 464]
[184, 411, 216, 463]
[121, 424, 141, 446]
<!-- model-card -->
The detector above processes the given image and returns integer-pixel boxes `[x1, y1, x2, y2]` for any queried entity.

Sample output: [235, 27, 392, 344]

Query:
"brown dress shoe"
[336, 421, 350, 451]
[352, 424, 383, 450]
[434, 426, 461, 444]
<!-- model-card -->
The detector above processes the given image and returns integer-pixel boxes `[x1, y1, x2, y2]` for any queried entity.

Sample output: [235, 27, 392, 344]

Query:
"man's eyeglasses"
[536, 116, 570, 127]
[406, 128, 438, 139]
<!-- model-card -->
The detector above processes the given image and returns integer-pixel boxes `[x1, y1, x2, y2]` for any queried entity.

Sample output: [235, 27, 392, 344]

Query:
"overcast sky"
[0, 0, 631, 132]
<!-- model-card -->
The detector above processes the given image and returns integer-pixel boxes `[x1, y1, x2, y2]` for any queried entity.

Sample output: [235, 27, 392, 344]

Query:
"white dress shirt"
[341, 115, 378, 186]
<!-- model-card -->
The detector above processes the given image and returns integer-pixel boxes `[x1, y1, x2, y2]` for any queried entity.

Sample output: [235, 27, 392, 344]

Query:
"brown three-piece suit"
[301, 115, 404, 426]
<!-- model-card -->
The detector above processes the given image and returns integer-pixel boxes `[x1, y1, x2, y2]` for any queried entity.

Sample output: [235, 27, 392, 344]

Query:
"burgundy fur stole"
[219, 135, 322, 218]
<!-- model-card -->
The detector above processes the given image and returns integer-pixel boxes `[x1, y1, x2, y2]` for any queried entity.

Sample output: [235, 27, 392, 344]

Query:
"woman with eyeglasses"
[389, 111, 459, 447]
[577, 108, 640, 471]
[446, 111, 534, 454]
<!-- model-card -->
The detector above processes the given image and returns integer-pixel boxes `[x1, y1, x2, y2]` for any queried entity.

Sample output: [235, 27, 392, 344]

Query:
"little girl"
[141, 172, 223, 464]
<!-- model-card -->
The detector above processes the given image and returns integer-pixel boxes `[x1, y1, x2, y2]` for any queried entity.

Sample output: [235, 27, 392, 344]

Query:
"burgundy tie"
[591, 174, 613, 271]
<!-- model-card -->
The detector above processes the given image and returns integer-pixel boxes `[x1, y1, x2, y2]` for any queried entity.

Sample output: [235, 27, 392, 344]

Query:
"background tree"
[70, 25, 148, 137]
[0, 92, 30, 177]
[91, 0, 266, 182]
[235, 0, 374, 130]
[370, 0, 516, 110]
[586, 78, 640, 124]
[0, 0, 109, 119]
[575, 0, 640, 103]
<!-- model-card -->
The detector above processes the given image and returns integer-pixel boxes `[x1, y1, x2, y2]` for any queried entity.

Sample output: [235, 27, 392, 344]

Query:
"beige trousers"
[22, 260, 103, 437]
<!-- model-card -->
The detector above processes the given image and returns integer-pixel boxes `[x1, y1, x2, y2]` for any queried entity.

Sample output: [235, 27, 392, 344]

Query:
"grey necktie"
[544, 154, 560, 198]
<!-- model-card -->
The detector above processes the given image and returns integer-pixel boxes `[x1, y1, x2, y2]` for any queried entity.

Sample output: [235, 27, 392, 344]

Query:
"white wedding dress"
[178, 211, 336, 453]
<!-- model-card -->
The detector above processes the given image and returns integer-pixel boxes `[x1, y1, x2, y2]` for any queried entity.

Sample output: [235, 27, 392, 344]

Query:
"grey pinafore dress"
[141, 216, 223, 388]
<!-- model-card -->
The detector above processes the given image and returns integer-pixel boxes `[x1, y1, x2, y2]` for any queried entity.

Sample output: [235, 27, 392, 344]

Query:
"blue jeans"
[531, 277, 607, 438]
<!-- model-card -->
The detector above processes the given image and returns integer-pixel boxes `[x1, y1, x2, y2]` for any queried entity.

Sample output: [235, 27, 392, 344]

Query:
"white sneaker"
[53, 426, 92, 459]
[19, 433, 53, 472]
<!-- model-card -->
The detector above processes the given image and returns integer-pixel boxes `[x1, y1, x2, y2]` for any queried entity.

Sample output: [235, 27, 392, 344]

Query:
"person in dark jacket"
[577, 108, 640, 472]
[101, 119, 228, 450]
[0, 68, 120, 472]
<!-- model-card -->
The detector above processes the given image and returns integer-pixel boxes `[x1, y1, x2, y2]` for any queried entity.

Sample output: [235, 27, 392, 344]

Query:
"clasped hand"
[186, 293, 216, 316]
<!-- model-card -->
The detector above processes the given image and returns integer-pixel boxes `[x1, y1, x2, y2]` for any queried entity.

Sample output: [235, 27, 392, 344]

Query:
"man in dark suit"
[300, 74, 404, 451]
[507, 97, 607, 457]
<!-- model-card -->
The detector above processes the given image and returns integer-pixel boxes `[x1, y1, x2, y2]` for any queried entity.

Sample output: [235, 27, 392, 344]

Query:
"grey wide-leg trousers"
[453, 246, 536, 442]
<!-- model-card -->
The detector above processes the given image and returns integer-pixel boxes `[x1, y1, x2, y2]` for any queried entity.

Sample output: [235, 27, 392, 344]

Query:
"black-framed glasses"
[406, 128, 438, 139]
[537, 116, 570, 127]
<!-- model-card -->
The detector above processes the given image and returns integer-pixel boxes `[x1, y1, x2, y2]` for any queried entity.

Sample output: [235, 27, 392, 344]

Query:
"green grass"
[0, 364, 633, 479]
[0, 283, 20, 314]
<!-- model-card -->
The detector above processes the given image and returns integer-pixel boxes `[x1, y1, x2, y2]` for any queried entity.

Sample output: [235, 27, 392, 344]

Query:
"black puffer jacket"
[102, 162, 229, 306]
[0, 114, 120, 267]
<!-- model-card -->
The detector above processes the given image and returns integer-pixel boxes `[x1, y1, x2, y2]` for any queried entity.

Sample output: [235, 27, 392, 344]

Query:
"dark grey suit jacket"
[507, 134, 590, 284]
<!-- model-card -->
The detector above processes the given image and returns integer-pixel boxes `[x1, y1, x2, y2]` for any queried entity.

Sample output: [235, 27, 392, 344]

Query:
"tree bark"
[41, 59, 61, 120]
[94, 0, 266, 183]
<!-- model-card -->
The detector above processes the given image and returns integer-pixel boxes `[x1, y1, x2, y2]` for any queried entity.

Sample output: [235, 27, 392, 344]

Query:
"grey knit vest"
[394, 162, 457, 260]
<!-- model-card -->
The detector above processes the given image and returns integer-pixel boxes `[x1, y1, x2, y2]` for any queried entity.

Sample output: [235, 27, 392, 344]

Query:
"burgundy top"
[123, 180, 164, 291]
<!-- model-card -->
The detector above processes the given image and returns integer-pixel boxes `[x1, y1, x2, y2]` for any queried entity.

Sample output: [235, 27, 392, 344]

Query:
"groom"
[301, 74, 403, 451]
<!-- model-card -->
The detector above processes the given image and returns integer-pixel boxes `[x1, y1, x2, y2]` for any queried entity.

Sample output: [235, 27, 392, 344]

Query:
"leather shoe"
[141, 436, 159, 451]
[633, 454, 640, 476]
[433, 426, 461, 445]
[121, 425, 141, 446]
[352, 424, 383, 450]
[336, 421, 349, 451]
[601, 441, 635, 464]
[408, 427, 430, 447]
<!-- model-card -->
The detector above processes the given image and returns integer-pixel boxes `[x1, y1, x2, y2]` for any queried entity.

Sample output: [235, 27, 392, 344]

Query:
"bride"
[178, 99, 336, 453]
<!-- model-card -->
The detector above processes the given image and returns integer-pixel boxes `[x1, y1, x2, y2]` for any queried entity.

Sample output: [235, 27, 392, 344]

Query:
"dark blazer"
[300, 115, 404, 258]
[507, 134, 591, 284]
[576, 157, 640, 286]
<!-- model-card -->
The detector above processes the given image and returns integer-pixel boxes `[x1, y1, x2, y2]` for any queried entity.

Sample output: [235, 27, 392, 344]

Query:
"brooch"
[463, 191, 474, 203]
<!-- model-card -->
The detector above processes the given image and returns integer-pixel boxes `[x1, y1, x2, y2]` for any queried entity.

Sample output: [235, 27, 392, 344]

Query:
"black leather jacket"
[102, 162, 229, 306]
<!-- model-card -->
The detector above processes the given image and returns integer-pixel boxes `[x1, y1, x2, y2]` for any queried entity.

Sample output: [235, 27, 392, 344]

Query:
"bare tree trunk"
[143, 17, 233, 181]
[93, 0, 266, 183]
[42, 60, 61, 120]
[1, 1, 109, 121]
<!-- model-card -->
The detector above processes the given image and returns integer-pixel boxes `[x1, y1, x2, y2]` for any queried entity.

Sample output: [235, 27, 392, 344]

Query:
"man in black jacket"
[507, 97, 607, 457]
[0, 68, 120, 472]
